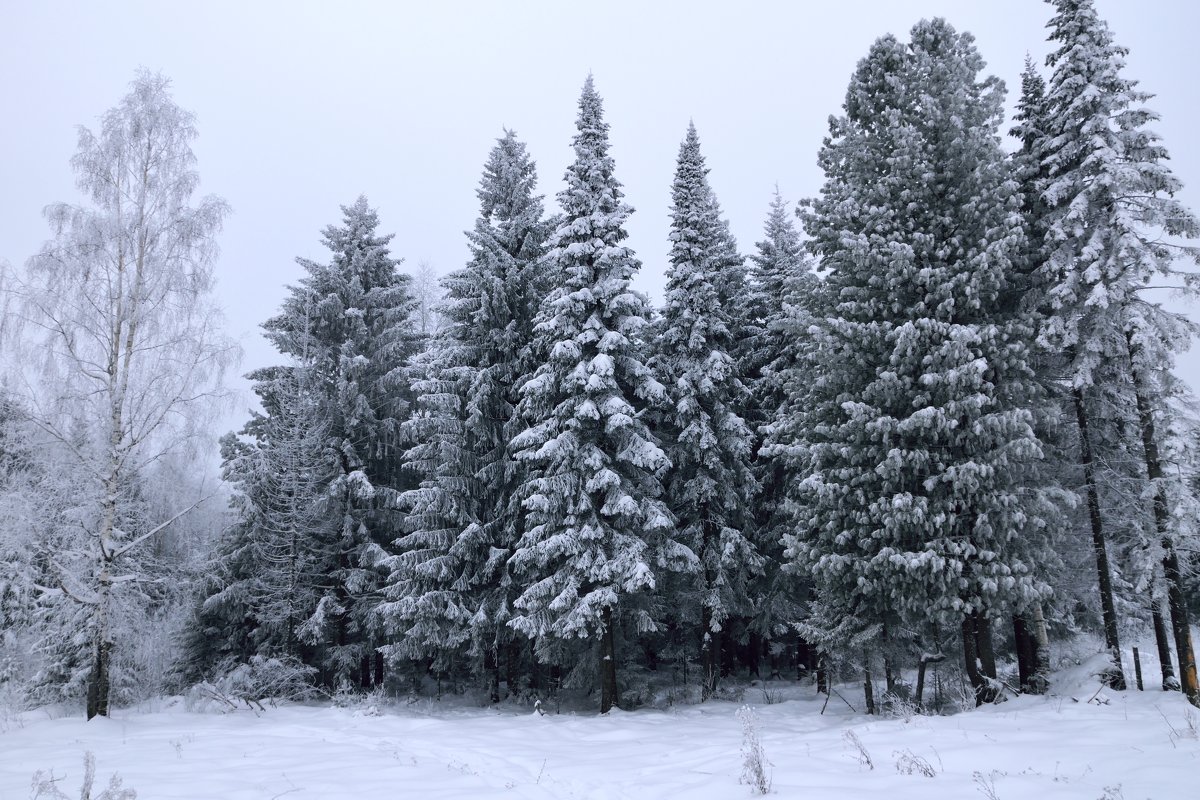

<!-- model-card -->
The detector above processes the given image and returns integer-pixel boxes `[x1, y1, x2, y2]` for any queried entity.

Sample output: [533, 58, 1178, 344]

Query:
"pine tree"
[652, 123, 761, 697]
[256, 196, 418, 689]
[792, 19, 1057, 705]
[1037, 0, 1200, 704]
[379, 130, 553, 695]
[508, 77, 692, 713]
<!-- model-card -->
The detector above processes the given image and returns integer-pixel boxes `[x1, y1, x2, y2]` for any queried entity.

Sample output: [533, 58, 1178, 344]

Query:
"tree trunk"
[721, 625, 736, 679]
[506, 639, 521, 696]
[1127, 349, 1199, 706]
[748, 630, 762, 678]
[962, 611, 1000, 705]
[915, 651, 945, 708]
[1013, 614, 1033, 691]
[700, 606, 718, 700]
[816, 650, 829, 694]
[487, 646, 501, 704]
[86, 585, 112, 720]
[1072, 387, 1127, 690]
[1029, 603, 1051, 694]
[862, 649, 875, 715]
[599, 606, 618, 713]
[1151, 592, 1177, 690]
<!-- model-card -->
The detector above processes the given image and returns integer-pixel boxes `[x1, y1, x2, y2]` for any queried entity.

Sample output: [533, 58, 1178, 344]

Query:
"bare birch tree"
[3, 70, 236, 718]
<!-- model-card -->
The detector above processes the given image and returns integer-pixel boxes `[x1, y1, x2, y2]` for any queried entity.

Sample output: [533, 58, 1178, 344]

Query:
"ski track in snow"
[2, 680, 1197, 799]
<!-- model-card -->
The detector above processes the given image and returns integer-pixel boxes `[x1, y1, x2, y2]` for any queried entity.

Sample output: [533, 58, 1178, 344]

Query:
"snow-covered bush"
[186, 655, 319, 712]
[30, 751, 136, 799]
[737, 705, 771, 794]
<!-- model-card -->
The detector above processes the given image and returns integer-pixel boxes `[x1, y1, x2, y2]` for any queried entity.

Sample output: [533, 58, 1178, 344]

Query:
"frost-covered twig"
[737, 706, 772, 794]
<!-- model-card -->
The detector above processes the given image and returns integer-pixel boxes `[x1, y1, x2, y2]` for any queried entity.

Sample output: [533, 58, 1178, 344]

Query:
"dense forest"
[2, 0, 1198, 721]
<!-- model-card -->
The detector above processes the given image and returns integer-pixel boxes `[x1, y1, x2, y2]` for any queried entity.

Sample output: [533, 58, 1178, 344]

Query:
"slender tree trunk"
[1013, 610, 1049, 693]
[700, 606, 718, 700]
[1029, 603, 1051, 694]
[862, 649, 875, 715]
[962, 616, 981, 706]
[976, 612, 998, 699]
[816, 650, 829, 694]
[915, 651, 945, 708]
[489, 646, 501, 704]
[1151, 591, 1177, 690]
[721, 625, 735, 679]
[962, 611, 1001, 705]
[506, 639, 521, 696]
[881, 623, 896, 695]
[748, 630, 762, 679]
[86, 579, 112, 720]
[1128, 367, 1199, 705]
[1072, 386, 1127, 690]
[1013, 614, 1033, 690]
[599, 606, 618, 713]
[87, 458, 121, 719]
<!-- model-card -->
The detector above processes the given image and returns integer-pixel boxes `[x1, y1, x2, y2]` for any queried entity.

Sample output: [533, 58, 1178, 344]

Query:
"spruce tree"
[1037, 0, 1200, 703]
[792, 19, 1057, 705]
[508, 77, 691, 713]
[652, 123, 761, 697]
[185, 367, 336, 681]
[378, 130, 553, 696]
[257, 197, 418, 689]
[744, 189, 821, 674]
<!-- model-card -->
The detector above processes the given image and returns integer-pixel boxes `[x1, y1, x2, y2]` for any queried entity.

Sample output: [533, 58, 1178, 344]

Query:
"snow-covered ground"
[2, 658, 1196, 799]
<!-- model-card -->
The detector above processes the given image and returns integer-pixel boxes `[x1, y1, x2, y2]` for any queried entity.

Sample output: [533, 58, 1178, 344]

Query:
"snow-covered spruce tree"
[508, 77, 692, 713]
[999, 56, 1061, 696]
[258, 197, 419, 690]
[743, 188, 822, 677]
[379, 130, 553, 696]
[0, 395, 59, 701]
[651, 123, 761, 698]
[183, 366, 336, 682]
[1036, 0, 1200, 704]
[792, 20, 1058, 706]
[4, 71, 235, 718]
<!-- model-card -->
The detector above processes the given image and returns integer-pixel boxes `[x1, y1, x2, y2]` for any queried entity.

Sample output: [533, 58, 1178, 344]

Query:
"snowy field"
[2, 656, 1197, 800]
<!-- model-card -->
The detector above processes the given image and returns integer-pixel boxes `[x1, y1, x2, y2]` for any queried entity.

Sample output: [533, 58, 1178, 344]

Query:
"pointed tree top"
[576, 74, 606, 135]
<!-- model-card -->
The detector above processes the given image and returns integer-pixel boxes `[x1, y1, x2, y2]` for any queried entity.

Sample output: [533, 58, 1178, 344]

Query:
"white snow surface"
[2, 665, 1196, 799]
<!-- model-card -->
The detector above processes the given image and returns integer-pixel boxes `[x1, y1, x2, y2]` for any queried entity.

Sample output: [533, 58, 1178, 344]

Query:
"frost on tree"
[6, 71, 235, 718]
[508, 77, 692, 714]
[262, 197, 418, 690]
[792, 20, 1058, 706]
[744, 188, 821, 676]
[200, 197, 419, 692]
[184, 367, 335, 681]
[651, 123, 761, 698]
[1035, 0, 1200, 703]
[379, 130, 553, 697]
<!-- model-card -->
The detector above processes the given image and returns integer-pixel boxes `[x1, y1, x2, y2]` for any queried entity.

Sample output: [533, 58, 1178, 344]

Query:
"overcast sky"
[3, 0, 1199, 426]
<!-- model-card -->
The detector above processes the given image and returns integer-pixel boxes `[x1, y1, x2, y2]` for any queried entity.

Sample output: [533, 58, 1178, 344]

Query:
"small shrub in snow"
[972, 769, 1004, 800]
[737, 705, 771, 795]
[893, 748, 937, 777]
[880, 689, 921, 721]
[842, 729, 873, 770]
[30, 751, 136, 799]
[186, 655, 319, 712]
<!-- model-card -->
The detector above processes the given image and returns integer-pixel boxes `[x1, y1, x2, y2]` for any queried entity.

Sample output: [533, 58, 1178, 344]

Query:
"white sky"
[3, 0, 1199, 425]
